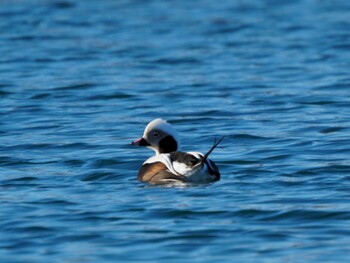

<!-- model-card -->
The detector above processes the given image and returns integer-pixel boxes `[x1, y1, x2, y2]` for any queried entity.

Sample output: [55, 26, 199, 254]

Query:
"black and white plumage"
[131, 118, 222, 185]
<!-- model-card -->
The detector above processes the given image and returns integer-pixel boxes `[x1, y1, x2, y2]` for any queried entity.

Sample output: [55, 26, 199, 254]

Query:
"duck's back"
[138, 152, 220, 184]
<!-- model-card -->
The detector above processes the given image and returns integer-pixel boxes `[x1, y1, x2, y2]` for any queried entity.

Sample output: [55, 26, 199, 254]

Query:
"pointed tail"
[200, 136, 225, 164]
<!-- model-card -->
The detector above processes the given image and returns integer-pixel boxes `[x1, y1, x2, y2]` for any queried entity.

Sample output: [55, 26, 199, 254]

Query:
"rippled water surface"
[1, 0, 350, 262]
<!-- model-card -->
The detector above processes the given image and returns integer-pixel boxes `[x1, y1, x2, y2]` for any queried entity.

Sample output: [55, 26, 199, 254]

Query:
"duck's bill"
[131, 137, 151, 146]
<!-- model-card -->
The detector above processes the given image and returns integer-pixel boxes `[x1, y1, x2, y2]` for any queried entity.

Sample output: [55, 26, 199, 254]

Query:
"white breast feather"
[172, 161, 192, 175]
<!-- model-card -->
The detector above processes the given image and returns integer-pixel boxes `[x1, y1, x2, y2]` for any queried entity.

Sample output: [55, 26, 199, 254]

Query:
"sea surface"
[1, 0, 350, 262]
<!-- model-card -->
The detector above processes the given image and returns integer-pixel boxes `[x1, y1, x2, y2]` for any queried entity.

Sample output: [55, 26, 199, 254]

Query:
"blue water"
[1, 0, 350, 262]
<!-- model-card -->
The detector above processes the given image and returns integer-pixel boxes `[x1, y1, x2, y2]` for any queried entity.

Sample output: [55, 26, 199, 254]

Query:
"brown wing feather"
[138, 162, 185, 184]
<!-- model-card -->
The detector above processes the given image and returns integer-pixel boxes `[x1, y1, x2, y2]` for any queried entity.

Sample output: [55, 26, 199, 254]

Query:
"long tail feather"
[200, 136, 225, 164]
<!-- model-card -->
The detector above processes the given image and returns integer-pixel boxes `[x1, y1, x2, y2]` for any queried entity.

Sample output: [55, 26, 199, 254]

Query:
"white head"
[132, 118, 181, 154]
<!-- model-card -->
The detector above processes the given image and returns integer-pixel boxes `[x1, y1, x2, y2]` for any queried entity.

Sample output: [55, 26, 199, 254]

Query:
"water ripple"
[1, 0, 350, 262]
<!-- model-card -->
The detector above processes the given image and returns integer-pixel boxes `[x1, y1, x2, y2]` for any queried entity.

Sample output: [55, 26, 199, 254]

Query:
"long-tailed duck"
[131, 118, 223, 185]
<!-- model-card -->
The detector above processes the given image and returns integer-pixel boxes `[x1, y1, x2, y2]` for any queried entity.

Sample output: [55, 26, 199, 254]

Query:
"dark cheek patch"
[158, 136, 178, 153]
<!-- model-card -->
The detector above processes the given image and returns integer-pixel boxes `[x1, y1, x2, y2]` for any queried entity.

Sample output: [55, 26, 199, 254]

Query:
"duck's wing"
[138, 162, 186, 184]
[186, 151, 220, 179]
[205, 158, 220, 177]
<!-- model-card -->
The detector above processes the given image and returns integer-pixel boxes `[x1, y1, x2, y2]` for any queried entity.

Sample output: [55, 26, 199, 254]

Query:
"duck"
[131, 118, 223, 185]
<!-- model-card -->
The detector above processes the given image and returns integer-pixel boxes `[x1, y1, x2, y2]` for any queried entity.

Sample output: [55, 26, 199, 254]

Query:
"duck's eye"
[153, 132, 159, 137]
